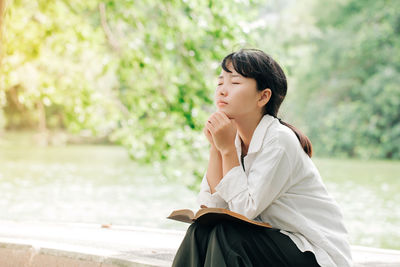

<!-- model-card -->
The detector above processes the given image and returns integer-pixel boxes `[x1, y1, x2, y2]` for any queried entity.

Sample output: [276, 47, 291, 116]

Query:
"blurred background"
[0, 0, 399, 250]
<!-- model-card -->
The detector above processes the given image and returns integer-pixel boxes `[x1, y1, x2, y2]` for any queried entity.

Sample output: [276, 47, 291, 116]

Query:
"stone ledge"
[352, 245, 400, 267]
[0, 239, 172, 267]
[0, 220, 399, 266]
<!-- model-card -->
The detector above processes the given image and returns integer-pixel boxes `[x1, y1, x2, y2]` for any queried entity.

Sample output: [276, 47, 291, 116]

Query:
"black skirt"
[172, 220, 320, 267]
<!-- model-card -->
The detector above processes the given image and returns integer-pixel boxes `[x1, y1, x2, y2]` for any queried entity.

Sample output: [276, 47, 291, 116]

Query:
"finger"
[206, 120, 215, 134]
[215, 111, 230, 124]
[204, 129, 213, 143]
[216, 110, 228, 119]
[208, 114, 221, 129]
[217, 112, 235, 127]
[204, 127, 212, 137]
[207, 113, 218, 124]
[213, 111, 229, 127]
[207, 112, 216, 122]
[210, 113, 224, 128]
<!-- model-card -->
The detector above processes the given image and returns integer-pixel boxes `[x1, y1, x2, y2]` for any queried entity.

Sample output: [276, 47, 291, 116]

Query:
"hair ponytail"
[221, 49, 313, 157]
[278, 119, 313, 157]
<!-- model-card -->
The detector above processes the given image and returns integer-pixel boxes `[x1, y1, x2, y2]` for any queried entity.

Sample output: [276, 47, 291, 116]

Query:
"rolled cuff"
[197, 191, 227, 208]
[197, 173, 228, 208]
[215, 166, 247, 203]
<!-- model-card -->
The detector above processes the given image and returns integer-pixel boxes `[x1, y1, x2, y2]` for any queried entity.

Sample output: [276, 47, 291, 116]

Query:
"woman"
[172, 49, 352, 267]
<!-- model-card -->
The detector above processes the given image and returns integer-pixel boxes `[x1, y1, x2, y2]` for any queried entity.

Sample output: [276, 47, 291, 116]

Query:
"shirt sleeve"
[215, 146, 292, 220]
[197, 173, 228, 208]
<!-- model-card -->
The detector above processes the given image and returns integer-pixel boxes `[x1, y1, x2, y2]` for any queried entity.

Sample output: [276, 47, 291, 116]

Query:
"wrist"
[220, 146, 236, 157]
[210, 145, 221, 156]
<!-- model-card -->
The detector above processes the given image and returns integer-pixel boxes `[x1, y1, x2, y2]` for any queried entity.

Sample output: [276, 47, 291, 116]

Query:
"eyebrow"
[218, 74, 241, 79]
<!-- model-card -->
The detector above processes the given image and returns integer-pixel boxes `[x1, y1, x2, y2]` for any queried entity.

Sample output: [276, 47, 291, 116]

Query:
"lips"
[217, 100, 228, 105]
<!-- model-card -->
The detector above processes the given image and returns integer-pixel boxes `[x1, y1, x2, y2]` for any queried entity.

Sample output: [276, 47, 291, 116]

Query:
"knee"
[210, 222, 226, 233]
[211, 221, 239, 234]
[187, 222, 243, 242]
[208, 222, 232, 240]
[185, 222, 214, 240]
[185, 222, 200, 239]
[187, 222, 197, 232]
[187, 221, 211, 233]
[209, 222, 249, 244]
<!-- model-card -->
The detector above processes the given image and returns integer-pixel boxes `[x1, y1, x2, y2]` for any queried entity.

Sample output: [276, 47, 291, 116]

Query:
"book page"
[167, 209, 195, 224]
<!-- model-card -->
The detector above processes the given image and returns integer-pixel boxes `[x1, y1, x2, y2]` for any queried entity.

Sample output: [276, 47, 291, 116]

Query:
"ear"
[257, 88, 272, 108]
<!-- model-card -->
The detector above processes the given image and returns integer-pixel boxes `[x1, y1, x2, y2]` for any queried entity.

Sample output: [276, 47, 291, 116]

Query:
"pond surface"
[0, 139, 399, 250]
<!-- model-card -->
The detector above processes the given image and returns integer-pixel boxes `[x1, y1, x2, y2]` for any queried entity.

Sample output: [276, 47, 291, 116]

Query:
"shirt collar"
[235, 114, 276, 155]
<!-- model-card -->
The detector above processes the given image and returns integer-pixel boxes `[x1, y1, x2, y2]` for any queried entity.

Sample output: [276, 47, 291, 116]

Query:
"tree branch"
[99, 2, 120, 52]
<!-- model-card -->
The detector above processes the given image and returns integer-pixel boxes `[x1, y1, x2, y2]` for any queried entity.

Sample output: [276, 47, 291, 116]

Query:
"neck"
[234, 112, 263, 153]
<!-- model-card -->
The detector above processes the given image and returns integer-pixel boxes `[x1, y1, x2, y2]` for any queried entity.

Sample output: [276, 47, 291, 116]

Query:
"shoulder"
[262, 120, 303, 155]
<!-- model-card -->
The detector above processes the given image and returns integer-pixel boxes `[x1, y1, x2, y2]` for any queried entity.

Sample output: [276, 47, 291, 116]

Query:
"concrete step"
[0, 220, 399, 266]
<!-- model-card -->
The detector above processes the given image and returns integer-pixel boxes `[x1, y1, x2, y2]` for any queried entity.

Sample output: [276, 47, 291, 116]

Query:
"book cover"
[167, 207, 271, 228]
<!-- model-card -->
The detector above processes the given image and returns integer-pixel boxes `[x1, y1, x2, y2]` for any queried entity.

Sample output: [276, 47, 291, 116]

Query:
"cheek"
[233, 88, 258, 105]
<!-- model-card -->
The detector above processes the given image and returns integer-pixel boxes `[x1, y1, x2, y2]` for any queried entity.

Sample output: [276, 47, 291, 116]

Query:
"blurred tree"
[1, 0, 120, 135]
[0, 0, 6, 37]
[0, 0, 262, 184]
[292, 0, 400, 159]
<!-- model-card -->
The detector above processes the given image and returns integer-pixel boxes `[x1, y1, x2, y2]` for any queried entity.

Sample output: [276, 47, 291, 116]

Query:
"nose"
[217, 85, 227, 96]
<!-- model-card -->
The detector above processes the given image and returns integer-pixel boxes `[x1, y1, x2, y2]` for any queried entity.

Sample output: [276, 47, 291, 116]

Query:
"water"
[314, 158, 400, 250]
[0, 144, 198, 230]
[0, 139, 399, 250]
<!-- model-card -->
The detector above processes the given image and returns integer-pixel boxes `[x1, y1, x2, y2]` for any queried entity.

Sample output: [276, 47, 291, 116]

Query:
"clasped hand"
[203, 111, 237, 154]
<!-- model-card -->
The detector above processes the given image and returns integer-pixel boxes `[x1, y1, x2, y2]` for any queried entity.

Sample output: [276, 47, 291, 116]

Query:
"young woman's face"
[215, 63, 261, 119]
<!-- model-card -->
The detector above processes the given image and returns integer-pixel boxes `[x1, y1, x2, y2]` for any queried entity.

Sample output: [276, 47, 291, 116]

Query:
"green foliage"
[1, 0, 120, 135]
[0, 0, 262, 184]
[292, 0, 400, 159]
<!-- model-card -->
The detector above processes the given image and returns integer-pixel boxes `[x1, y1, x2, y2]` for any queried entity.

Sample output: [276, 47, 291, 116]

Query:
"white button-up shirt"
[198, 114, 352, 267]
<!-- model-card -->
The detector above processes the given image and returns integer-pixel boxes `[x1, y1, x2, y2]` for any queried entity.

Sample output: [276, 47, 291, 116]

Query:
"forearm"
[206, 146, 223, 194]
[221, 147, 240, 177]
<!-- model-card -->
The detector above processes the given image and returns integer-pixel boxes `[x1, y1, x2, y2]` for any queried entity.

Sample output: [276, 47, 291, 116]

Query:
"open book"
[167, 207, 271, 228]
